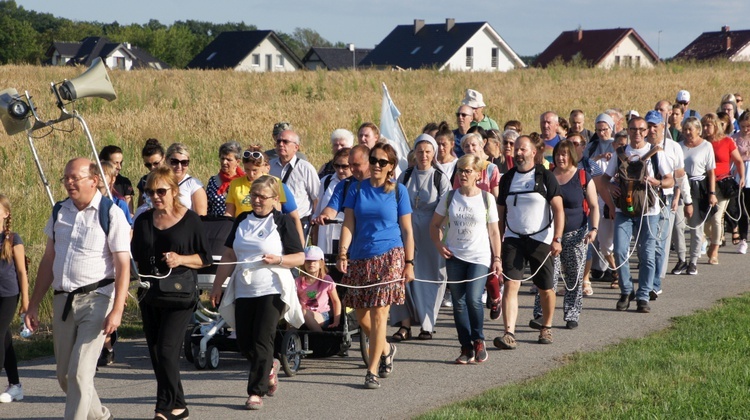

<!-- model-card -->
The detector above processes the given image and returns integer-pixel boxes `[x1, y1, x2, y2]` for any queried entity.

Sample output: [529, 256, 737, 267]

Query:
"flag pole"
[382, 83, 410, 145]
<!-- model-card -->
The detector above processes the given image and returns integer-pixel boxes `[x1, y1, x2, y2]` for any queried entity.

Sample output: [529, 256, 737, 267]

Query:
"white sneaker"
[441, 298, 453, 308]
[0, 383, 23, 403]
[738, 240, 747, 255]
[700, 240, 707, 255]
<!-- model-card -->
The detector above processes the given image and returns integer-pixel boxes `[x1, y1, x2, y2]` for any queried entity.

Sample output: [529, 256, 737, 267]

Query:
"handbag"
[138, 212, 198, 309]
[717, 177, 739, 198]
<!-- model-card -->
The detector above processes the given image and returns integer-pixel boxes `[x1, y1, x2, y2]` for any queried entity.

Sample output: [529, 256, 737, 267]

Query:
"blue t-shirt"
[327, 176, 359, 213]
[113, 195, 134, 226]
[0, 232, 22, 297]
[343, 181, 412, 260]
[280, 183, 297, 214]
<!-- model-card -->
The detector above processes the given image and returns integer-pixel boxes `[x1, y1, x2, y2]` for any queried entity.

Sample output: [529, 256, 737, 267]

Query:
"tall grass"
[0, 60, 749, 325]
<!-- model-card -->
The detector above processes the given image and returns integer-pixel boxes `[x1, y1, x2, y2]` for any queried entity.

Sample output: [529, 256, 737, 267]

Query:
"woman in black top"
[132, 166, 210, 420]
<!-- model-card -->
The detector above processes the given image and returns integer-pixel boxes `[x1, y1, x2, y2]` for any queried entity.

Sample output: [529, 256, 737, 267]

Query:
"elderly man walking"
[25, 158, 131, 420]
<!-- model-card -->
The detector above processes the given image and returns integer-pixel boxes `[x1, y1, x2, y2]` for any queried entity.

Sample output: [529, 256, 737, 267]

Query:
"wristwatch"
[553, 237, 562, 243]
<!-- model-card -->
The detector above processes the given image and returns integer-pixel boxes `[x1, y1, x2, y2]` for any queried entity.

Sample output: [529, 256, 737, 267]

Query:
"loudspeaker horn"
[59, 57, 117, 102]
[0, 88, 31, 136]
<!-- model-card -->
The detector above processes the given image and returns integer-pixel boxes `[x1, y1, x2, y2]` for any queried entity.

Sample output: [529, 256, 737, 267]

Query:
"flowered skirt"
[342, 247, 405, 308]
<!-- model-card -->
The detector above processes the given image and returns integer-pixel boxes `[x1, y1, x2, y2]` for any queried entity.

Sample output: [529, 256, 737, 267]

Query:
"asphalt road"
[9, 241, 750, 419]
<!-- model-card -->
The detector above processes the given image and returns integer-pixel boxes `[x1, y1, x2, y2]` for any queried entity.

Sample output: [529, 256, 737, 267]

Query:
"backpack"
[500, 164, 553, 238]
[52, 195, 114, 241]
[400, 166, 447, 191]
[443, 189, 492, 227]
[614, 145, 662, 217]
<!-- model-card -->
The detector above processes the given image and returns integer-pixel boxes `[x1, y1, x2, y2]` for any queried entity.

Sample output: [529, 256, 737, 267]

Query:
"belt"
[54, 278, 114, 321]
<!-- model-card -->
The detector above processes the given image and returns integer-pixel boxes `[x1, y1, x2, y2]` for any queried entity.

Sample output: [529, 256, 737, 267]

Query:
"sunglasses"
[250, 192, 276, 201]
[243, 151, 263, 161]
[144, 188, 168, 197]
[457, 168, 473, 175]
[369, 157, 391, 167]
[503, 141, 515, 146]
[456, 112, 472, 118]
[169, 158, 189, 167]
[333, 163, 350, 170]
[276, 138, 297, 145]
[144, 160, 161, 169]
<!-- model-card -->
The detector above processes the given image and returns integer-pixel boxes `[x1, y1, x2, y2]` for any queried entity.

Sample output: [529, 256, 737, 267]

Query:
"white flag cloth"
[380, 83, 410, 172]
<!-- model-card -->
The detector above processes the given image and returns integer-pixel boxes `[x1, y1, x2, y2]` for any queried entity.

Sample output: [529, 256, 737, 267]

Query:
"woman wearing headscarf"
[390, 134, 451, 341]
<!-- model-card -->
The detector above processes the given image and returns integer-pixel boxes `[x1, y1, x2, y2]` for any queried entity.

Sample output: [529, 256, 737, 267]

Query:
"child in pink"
[295, 246, 341, 331]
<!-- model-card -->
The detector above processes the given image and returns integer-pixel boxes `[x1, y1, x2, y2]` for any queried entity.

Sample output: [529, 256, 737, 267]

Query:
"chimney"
[414, 19, 425, 34]
[574, 28, 583, 43]
[726, 34, 732, 50]
[446, 18, 455, 32]
[722, 25, 730, 33]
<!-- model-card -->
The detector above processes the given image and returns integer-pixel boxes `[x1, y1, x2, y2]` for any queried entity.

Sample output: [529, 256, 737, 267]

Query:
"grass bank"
[420, 294, 750, 419]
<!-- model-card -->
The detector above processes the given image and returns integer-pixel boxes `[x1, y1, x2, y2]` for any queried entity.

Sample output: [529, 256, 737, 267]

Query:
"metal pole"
[26, 132, 55, 206]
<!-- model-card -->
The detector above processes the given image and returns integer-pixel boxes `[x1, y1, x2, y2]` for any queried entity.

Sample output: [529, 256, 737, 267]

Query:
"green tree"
[0, 14, 42, 64]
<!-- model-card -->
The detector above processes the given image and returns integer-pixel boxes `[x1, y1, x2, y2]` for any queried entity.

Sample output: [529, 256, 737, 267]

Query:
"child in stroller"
[295, 246, 341, 331]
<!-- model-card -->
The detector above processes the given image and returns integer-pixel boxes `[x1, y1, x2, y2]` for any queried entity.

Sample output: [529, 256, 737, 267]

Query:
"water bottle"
[20, 314, 32, 338]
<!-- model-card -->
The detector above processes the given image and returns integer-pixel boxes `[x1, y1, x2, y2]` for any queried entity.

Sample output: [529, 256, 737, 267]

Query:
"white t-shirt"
[178, 176, 204, 211]
[605, 143, 674, 216]
[499, 168, 560, 244]
[681, 140, 716, 179]
[314, 174, 344, 254]
[652, 139, 682, 196]
[231, 213, 284, 298]
[435, 190, 498, 266]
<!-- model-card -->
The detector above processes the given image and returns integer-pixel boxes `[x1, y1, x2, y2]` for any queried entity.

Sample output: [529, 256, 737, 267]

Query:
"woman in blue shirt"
[337, 143, 415, 390]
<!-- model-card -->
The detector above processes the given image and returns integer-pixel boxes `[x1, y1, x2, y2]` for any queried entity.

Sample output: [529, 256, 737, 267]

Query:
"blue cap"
[644, 110, 664, 125]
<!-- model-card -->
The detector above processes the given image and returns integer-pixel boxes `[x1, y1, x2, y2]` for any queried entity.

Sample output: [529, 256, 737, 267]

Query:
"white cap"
[676, 90, 690, 103]
[461, 89, 486, 108]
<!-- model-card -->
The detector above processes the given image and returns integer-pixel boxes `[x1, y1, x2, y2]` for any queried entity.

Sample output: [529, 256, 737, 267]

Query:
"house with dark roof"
[673, 26, 750, 62]
[45, 37, 169, 70]
[186, 31, 303, 72]
[534, 28, 659, 69]
[363, 19, 525, 71]
[302, 47, 372, 70]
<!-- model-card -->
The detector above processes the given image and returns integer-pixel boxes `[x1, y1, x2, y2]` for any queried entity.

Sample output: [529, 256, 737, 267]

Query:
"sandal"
[609, 271, 619, 289]
[733, 230, 741, 245]
[582, 281, 594, 296]
[267, 358, 280, 396]
[378, 343, 397, 378]
[245, 395, 263, 410]
[391, 326, 411, 342]
[417, 329, 433, 340]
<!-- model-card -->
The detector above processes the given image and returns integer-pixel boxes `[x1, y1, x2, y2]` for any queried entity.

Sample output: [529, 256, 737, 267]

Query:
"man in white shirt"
[25, 158, 131, 420]
[603, 117, 674, 313]
[269, 130, 320, 238]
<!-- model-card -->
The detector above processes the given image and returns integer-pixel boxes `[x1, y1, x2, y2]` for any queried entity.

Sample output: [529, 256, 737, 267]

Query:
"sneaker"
[489, 298, 502, 320]
[441, 298, 453, 308]
[686, 263, 698, 275]
[455, 347, 476, 364]
[528, 317, 543, 330]
[565, 320, 578, 329]
[739, 240, 748, 255]
[649, 289, 661, 301]
[364, 371, 380, 389]
[636, 300, 651, 313]
[671, 260, 687, 275]
[97, 348, 114, 367]
[590, 269, 605, 280]
[378, 343, 397, 378]
[538, 327, 553, 344]
[474, 340, 488, 363]
[493, 332, 517, 350]
[616, 292, 634, 311]
[700, 240, 707, 255]
[528, 284, 538, 294]
[0, 384, 23, 403]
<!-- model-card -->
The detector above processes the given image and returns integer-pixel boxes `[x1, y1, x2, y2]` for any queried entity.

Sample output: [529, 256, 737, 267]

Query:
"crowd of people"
[0, 87, 747, 417]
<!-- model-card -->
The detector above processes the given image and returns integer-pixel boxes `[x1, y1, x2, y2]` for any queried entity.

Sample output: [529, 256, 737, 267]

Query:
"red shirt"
[711, 136, 737, 179]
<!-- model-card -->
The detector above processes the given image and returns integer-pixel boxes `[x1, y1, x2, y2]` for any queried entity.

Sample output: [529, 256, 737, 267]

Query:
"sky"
[17, 0, 750, 58]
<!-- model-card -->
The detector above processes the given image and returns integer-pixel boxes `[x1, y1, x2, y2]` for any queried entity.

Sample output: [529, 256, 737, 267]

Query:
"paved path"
[8, 245, 750, 419]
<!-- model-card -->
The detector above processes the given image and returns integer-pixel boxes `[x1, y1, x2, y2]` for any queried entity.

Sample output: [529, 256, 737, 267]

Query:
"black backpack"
[613, 145, 662, 217]
[500, 164, 553, 239]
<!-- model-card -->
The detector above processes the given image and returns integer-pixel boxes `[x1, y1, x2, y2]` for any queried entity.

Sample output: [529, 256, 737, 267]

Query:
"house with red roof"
[673, 26, 750, 62]
[534, 28, 659, 69]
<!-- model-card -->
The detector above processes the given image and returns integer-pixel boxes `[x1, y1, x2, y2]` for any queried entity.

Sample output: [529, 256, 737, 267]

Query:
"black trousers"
[0, 295, 19, 384]
[140, 302, 193, 415]
[235, 295, 284, 396]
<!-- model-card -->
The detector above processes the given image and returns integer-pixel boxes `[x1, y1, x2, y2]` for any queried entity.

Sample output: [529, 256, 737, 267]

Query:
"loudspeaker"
[59, 57, 117, 102]
[0, 88, 31, 136]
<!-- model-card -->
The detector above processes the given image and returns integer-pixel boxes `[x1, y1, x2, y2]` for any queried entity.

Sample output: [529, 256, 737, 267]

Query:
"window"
[277, 54, 285, 67]
[623, 56, 632, 67]
[115, 56, 125, 70]
[252, 54, 260, 66]
[411, 47, 421, 55]
[433, 46, 443, 54]
[465, 47, 473, 67]
[207, 52, 217, 61]
[491, 47, 499, 68]
[614, 55, 621, 66]
[635, 56, 641, 67]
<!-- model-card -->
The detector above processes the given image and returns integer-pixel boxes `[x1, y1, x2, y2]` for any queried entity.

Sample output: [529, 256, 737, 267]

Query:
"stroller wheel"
[280, 331, 302, 377]
[206, 345, 220, 369]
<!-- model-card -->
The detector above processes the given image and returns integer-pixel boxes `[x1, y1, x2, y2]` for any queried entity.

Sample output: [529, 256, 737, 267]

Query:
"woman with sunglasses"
[210, 176, 305, 410]
[166, 143, 208, 216]
[225, 147, 304, 244]
[206, 141, 245, 217]
[337, 143, 414, 389]
[132, 166, 211, 420]
[137, 138, 166, 208]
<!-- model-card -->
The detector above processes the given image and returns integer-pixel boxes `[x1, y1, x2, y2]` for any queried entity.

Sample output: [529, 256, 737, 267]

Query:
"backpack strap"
[281, 159, 296, 184]
[52, 195, 113, 242]
[400, 167, 415, 185]
[433, 167, 447, 191]
[578, 168, 589, 216]
[323, 174, 333, 193]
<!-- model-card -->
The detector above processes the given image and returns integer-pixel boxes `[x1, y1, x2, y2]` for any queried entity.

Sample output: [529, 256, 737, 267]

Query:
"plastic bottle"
[20, 314, 32, 338]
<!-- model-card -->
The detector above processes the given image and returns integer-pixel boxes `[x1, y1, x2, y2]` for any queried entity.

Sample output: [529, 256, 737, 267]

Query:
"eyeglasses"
[503, 141, 515, 146]
[169, 158, 189, 167]
[59, 175, 91, 184]
[144, 188, 168, 197]
[369, 157, 391, 167]
[276, 138, 298, 146]
[595, 128, 611, 133]
[677, 101, 689, 106]
[144, 160, 162, 169]
[250, 192, 277, 201]
[456, 113, 472, 118]
[570, 142, 582, 146]
[628, 127, 648, 134]
[457, 168, 474, 175]
[333, 163, 350, 170]
[243, 151, 263, 161]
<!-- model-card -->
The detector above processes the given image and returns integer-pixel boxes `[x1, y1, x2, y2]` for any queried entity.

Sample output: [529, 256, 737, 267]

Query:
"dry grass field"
[1, 60, 748, 322]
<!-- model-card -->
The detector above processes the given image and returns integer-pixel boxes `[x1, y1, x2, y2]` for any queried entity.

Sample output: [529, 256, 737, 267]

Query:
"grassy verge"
[420, 294, 750, 419]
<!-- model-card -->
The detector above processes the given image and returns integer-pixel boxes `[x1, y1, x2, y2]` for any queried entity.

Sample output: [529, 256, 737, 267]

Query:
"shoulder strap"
[323, 174, 333, 192]
[52, 196, 113, 242]
[401, 167, 414, 185]
[578, 168, 589, 216]
[52, 199, 66, 242]
[433, 167, 447, 191]
[650, 151, 662, 181]
[178, 175, 192, 187]
[281, 160, 296, 184]
[482, 190, 491, 223]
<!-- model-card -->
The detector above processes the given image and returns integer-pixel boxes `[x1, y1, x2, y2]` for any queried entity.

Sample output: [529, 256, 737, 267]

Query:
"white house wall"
[732, 43, 750, 62]
[443, 26, 517, 72]
[598, 34, 656, 69]
[104, 49, 133, 70]
[235, 38, 299, 72]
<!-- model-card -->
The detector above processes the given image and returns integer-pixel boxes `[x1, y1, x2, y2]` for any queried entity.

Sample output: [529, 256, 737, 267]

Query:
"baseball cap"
[304, 245, 324, 261]
[626, 110, 640, 119]
[644, 110, 664, 125]
[461, 89, 486, 108]
[272, 122, 292, 137]
[676, 90, 690, 103]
